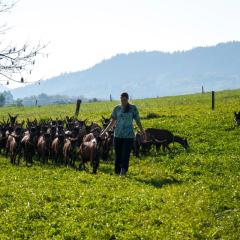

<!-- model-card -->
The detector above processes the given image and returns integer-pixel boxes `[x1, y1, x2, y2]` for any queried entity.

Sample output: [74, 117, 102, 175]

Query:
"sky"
[2, 0, 240, 88]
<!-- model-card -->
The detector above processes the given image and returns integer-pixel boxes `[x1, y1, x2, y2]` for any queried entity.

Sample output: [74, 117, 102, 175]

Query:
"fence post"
[212, 91, 215, 110]
[202, 86, 204, 94]
[75, 99, 82, 117]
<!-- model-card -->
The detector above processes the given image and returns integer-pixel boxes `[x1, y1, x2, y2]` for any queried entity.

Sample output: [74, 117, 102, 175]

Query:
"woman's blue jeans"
[114, 137, 134, 174]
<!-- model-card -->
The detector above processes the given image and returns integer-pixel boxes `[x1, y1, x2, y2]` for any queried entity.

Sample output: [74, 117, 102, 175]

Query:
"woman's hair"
[121, 92, 130, 113]
[120, 92, 129, 99]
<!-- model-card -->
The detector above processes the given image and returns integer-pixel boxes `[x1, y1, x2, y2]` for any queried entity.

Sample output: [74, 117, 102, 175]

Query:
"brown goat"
[9, 134, 22, 165]
[63, 137, 79, 167]
[145, 128, 189, 151]
[134, 128, 189, 157]
[21, 128, 37, 166]
[99, 130, 114, 161]
[133, 131, 153, 158]
[51, 134, 65, 165]
[6, 125, 22, 163]
[37, 133, 51, 164]
[79, 133, 100, 174]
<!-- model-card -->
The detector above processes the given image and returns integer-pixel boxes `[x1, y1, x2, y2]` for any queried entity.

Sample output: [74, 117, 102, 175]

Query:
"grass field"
[0, 89, 240, 239]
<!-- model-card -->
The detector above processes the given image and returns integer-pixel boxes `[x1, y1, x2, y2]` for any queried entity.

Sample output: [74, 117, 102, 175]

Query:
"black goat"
[234, 112, 240, 125]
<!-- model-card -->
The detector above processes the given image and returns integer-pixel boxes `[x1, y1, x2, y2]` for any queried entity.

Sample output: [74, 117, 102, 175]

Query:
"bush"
[15, 99, 23, 107]
[143, 112, 160, 119]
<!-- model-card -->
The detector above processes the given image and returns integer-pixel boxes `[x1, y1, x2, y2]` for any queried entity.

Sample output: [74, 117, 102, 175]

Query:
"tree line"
[0, 91, 101, 107]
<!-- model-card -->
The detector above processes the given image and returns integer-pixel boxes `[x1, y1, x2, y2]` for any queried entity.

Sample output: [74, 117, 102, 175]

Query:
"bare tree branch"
[0, 0, 17, 13]
[0, 0, 47, 85]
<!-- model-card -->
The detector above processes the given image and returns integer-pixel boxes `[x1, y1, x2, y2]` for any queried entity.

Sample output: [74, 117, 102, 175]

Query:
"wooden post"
[202, 86, 204, 94]
[75, 99, 82, 117]
[110, 94, 112, 102]
[212, 91, 215, 110]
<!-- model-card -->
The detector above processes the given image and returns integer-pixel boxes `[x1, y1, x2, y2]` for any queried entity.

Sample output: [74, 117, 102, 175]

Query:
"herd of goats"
[0, 114, 191, 173]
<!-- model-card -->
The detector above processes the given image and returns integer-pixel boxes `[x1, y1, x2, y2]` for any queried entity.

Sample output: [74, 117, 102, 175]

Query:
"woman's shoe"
[120, 168, 127, 177]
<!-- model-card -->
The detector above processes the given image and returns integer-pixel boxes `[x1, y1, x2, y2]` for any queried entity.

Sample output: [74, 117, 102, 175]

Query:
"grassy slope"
[0, 89, 240, 239]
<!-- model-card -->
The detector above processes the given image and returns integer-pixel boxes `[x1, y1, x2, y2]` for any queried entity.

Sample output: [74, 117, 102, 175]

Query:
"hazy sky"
[3, 0, 240, 88]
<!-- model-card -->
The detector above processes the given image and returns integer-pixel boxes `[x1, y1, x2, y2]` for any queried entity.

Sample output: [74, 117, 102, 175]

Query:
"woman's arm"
[135, 119, 144, 133]
[100, 119, 116, 137]
[133, 105, 145, 134]
[100, 105, 117, 137]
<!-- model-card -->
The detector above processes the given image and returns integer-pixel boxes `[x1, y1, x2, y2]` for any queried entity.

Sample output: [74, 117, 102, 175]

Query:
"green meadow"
[0, 89, 240, 239]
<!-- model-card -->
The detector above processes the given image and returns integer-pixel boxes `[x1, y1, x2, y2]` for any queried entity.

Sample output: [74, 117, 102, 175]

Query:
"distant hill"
[11, 41, 240, 99]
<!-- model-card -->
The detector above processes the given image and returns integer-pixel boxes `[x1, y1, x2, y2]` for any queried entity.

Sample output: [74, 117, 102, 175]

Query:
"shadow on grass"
[99, 162, 114, 175]
[135, 146, 191, 160]
[135, 176, 182, 188]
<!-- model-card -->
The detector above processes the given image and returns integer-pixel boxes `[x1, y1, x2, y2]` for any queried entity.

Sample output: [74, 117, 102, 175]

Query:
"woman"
[100, 92, 145, 176]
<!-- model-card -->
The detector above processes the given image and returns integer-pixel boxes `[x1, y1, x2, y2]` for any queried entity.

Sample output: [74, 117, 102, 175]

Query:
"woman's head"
[120, 92, 129, 107]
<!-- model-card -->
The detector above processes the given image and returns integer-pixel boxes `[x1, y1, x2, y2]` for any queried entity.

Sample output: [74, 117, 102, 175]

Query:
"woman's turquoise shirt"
[111, 104, 140, 139]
